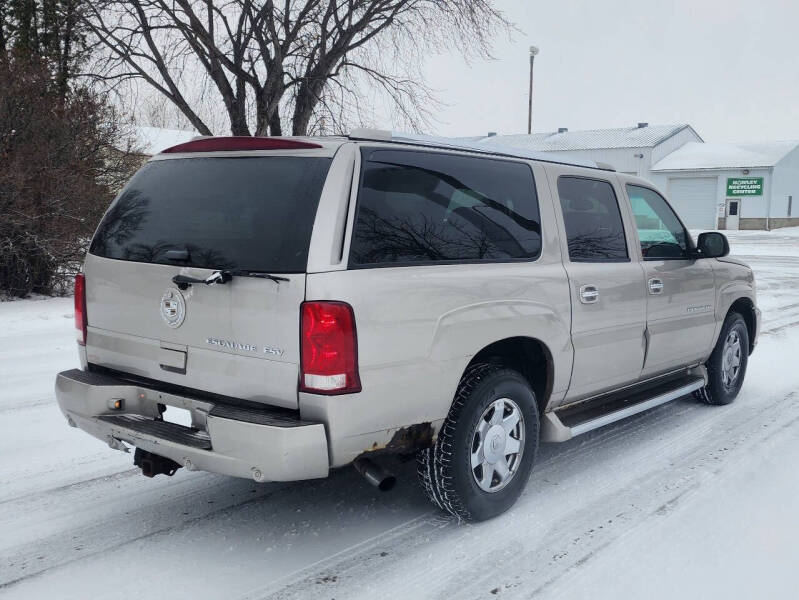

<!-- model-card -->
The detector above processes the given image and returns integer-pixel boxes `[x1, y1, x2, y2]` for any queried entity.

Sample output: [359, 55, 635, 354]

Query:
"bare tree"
[82, 0, 510, 136]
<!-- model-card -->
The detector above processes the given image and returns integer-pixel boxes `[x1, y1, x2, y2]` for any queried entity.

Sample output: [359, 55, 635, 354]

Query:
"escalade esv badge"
[160, 288, 186, 328]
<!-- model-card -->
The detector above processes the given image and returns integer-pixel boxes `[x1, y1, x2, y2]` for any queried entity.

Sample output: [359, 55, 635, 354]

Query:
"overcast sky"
[422, 0, 799, 143]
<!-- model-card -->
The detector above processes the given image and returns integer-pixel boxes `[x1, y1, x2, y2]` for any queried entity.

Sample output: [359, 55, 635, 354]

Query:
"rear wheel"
[417, 363, 539, 521]
[694, 312, 749, 405]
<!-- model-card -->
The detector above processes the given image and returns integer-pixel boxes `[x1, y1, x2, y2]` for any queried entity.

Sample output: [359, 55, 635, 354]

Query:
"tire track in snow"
[254, 389, 799, 600]
[0, 475, 300, 589]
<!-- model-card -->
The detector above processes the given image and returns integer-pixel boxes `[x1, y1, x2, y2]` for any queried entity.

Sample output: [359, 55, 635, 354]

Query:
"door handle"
[579, 285, 600, 304]
[648, 278, 664, 295]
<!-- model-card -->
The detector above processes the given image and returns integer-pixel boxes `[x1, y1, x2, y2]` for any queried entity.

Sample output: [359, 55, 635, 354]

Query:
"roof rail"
[347, 129, 610, 171]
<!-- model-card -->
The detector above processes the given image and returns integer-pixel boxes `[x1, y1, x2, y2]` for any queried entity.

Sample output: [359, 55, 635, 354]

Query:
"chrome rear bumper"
[55, 369, 329, 482]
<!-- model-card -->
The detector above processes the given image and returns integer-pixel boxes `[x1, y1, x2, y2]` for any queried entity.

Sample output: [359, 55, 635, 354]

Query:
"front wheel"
[417, 364, 539, 521]
[694, 312, 749, 405]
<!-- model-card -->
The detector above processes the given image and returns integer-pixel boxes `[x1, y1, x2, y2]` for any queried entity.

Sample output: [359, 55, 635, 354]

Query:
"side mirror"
[696, 231, 729, 258]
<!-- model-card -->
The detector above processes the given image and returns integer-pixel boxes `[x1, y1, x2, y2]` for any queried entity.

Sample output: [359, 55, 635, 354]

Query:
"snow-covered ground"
[2, 229, 799, 599]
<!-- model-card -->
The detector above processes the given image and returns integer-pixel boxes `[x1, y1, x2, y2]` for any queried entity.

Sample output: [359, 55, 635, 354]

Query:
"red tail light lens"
[74, 273, 87, 346]
[300, 301, 361, 394]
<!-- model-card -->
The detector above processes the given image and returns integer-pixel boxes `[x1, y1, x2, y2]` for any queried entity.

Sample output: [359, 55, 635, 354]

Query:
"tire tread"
[694, 311, 748, 406]
[416, 362, 505, 521]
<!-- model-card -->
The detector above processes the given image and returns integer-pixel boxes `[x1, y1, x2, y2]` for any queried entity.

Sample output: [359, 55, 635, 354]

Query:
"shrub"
[0, 52, 138, 297]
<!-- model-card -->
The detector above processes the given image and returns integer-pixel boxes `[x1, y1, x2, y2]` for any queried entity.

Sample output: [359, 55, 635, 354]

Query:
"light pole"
[527, 46, 539, 135]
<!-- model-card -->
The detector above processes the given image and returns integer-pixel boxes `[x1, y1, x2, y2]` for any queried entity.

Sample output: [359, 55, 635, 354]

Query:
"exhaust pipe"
[353, 457, 396, 492]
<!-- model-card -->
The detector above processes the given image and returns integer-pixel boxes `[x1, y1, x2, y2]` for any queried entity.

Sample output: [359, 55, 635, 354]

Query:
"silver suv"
[55, 131, 760, 520]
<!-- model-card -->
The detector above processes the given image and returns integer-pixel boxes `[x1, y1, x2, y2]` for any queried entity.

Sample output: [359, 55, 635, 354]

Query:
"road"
[2, 229, 799, 599]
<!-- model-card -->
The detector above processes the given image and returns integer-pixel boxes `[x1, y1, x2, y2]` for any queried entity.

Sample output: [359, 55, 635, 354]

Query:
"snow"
[135, 126, 198, 155]
[652, 140, 799, 171]
[2, 229, 799, 599]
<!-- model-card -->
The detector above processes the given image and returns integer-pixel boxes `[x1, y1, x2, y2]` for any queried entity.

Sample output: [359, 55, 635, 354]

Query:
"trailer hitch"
[134, 448, 182, 478]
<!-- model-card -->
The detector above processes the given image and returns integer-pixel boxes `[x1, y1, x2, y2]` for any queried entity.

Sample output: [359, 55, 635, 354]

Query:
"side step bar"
[542, 370, 707, 442]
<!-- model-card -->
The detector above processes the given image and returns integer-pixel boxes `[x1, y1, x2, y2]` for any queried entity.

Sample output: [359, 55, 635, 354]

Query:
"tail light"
[74, 273, 87, 346]
[300, 301, 361, 394]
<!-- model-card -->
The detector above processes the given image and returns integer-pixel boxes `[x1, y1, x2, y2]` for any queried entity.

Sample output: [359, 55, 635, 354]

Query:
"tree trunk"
[291, 77, 325, 136]
[228, 100, 250, 136]
[268, 112, 282, 136]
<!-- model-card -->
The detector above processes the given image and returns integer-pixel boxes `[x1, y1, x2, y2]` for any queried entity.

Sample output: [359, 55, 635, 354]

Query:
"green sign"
[726, 177, 763, 196]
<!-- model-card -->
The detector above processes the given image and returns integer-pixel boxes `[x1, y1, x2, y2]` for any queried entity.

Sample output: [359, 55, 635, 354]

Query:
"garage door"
[666, 177, 718, 229]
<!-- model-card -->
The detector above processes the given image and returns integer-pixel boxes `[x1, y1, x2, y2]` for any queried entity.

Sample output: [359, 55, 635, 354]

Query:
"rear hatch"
[83, 149, 333, 409]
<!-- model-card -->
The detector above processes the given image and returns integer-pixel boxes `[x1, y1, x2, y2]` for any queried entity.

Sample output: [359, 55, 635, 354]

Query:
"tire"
[694, 312, 749, 406]
[417, 363, 539, 521]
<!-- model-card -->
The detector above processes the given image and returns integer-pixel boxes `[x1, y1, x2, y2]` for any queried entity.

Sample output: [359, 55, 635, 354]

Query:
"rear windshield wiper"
[172, 269, 289, 289]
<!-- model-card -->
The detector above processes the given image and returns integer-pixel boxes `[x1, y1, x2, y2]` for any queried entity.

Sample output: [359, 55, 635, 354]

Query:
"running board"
[541, 371, 706, 442]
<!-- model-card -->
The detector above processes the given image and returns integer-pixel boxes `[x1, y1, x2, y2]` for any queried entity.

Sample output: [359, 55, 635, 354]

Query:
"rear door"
[84, 151, 334, 408]
[549, 169, 647, 400]
[624, 184, 716, 376]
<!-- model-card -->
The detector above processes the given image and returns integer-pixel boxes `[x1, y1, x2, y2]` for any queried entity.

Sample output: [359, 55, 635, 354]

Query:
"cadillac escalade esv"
[55, 130, 760, 521]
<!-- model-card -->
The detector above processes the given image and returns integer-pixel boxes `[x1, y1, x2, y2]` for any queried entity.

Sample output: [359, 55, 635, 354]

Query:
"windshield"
[90, 156, 331, 273]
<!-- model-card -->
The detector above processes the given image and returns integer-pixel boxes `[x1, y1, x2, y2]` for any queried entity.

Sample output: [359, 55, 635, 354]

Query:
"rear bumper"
[55, 369, 329, 482]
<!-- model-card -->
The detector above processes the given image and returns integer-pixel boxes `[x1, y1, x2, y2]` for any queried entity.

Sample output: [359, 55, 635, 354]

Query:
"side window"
[557, 176, 628, 262]
[349, 149, 542, 266]
[626, 185, 688, 259]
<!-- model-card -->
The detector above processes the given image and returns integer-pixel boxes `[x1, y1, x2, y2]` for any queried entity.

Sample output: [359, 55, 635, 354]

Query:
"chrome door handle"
[579, 285, 600, 304]
[648, 278, 664, 295]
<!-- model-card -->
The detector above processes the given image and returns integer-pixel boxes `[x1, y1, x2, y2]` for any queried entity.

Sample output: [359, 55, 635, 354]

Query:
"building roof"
[471, 124, 697, 152]
[651, 140, 799, 171]
[135, 126, 198, 155]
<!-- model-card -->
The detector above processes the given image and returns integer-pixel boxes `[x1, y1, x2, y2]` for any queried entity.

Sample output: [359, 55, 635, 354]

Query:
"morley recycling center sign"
[726, 177, 763, 196]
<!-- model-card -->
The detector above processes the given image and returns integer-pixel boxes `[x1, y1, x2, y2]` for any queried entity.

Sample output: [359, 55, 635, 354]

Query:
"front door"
[550, 171, 647, 400]
[726, 199, 740, 230]
[626, 185, 717, 376]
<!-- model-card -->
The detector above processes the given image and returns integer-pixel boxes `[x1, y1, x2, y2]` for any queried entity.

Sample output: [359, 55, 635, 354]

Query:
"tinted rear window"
[90, 157, 331, 272]
[349, 149, 541, 267]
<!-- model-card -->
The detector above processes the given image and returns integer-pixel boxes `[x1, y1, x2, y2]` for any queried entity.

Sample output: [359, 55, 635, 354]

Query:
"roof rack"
[347, 129, 614, 171]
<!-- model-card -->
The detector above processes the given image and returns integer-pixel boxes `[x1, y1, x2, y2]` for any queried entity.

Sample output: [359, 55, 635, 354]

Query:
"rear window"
[90, 156, 331, 273]
[349, 149, 541, 267]
[557, 176, 629, 262]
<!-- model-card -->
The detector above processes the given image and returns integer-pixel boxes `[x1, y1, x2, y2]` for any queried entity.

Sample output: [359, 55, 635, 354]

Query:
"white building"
[475, 123, 702, 180]
[473, 125, 799, 230]
[650, 141, 799, 230]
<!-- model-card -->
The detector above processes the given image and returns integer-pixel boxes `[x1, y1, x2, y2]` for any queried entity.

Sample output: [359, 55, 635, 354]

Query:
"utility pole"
[527, 46, 539, 134]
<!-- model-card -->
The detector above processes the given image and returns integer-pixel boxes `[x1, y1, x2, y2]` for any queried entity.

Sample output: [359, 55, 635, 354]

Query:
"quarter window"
[626, 185, 688, 259]
[557, 177, 628, 262]
[349, 149, 542, 266]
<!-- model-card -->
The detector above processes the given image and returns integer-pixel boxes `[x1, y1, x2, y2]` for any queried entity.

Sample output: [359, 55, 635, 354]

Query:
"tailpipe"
[353, 457, 396, 492]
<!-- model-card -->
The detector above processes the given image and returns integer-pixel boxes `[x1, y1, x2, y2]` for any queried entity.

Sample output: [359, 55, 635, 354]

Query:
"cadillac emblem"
[160, 288, 186, 328]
